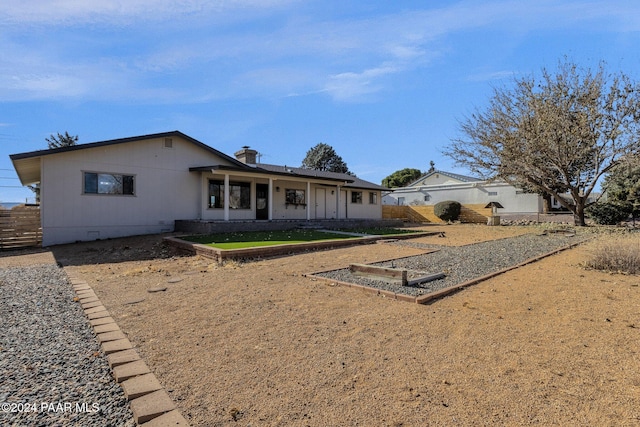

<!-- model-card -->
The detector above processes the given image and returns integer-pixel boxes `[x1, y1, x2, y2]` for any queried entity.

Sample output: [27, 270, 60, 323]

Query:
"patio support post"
[224, 173, 230, 221]
[336, 185, 341, 219]
[306, 181, 311, 221]
[268, 178, 273, 221]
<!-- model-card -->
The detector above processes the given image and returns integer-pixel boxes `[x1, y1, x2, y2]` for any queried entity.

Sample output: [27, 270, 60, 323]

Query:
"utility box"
[484, 201, 504, 226]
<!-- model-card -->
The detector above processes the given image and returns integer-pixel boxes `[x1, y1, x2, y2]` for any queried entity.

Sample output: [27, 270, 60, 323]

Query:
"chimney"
[235, 146, 257, 164]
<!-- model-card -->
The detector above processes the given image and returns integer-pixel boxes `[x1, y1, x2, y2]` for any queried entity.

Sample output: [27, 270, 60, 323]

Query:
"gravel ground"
[0, 264, 135, 427]
[316, 233, 590, 296]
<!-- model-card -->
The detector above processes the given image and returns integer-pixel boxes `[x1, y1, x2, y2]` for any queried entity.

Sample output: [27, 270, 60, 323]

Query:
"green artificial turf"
[183, 229, 358, 249]
[182, 228, 419, 249]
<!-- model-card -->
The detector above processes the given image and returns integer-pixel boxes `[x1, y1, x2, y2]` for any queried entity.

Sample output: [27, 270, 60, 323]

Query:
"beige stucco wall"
[39, 135, 383, 245]
[417, 173, 467, 186]
[40, 136, 234, 246]
[197, 175, 381, 221]
[344, 189, 382, 219]
[382, 182, 542, 214]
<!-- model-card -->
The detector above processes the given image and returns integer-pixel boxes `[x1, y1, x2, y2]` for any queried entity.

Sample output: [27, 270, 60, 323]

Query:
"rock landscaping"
[2, 225, 638, 426]
[314, 233, 589, 297]
[0, 264, 135, 427]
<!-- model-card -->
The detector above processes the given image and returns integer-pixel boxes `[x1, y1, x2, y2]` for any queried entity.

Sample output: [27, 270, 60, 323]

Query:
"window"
[208, 180, 251, 209]
[84, 172, 134, 195]
[369, 192, 378, 204]
[488, 191, 498, 196]
[285, 189, 306, 205]
[351, 191, 363, 204]
[398, 197, 405, 206]
[424, 195, 431, 202]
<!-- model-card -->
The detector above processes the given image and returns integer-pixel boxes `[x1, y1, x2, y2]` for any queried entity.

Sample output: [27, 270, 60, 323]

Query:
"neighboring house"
[382, 170, 543, 213]
[10, 131, 385, 246]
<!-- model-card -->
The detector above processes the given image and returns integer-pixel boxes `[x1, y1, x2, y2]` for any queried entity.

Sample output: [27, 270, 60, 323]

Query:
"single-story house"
[10, 131, 385, 246]
[382, 170, 544, 213]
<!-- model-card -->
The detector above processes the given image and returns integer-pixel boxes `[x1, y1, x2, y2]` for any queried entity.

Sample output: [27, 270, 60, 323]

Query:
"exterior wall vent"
[164, 138, 173, 148]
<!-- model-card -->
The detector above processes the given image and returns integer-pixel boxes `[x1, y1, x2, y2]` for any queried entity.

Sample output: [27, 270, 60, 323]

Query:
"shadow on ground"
[46, 233, 186, 267]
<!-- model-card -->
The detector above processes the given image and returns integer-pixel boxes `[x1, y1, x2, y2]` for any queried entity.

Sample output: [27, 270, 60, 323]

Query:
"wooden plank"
[0, 206, 41, 249]
[350, 263, 408, 285]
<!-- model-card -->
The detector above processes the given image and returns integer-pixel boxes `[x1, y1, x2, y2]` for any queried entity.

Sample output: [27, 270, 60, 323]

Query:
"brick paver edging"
[66, 273, 189, 426]
[164, 231, 440, 263]
[305, 240, 587, 305]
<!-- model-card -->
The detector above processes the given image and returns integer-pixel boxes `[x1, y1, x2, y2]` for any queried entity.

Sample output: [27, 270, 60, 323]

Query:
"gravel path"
[316, 233, 589, 296]
[0, 264, 135, 427]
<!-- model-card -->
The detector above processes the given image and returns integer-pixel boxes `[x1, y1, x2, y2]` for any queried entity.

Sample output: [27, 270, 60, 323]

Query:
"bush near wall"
[434, 200, 462, 221]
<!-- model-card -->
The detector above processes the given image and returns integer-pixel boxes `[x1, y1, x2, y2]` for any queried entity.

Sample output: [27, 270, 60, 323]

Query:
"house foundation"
[174, 218, 404, 234]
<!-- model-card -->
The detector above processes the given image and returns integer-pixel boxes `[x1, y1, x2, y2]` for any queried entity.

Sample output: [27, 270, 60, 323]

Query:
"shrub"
[586, 202, 631, 225]
[434, 200, 461, 222]
[584, 234, 640, 274]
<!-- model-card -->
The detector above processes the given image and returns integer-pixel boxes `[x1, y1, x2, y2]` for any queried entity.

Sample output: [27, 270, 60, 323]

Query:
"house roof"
[405, 169, 482, 187]
[9, 131, 251, 185]
[10, 131, 385, 191]
[257, 164, 386, 190]
[189, 163, 385, 190]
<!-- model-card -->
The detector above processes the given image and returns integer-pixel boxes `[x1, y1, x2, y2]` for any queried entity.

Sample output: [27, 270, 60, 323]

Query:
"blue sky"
[2, 0, 640, 202]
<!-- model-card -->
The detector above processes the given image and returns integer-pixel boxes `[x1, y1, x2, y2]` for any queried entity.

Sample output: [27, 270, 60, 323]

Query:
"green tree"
[587, 201, 631, 225]
[301, 143, 351, 174]
[46, 131, 78, 148]
[382, 168, 423, 188]
[445, 59, 640, 226]
[601, 162, 640, 219]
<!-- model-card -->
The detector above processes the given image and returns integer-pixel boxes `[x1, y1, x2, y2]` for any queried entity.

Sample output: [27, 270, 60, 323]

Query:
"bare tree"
[445, 59, 640, 225]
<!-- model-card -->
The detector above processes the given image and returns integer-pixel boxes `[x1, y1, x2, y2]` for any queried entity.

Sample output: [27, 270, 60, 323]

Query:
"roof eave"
[190, 165, 356, 184]
[11, 156, 41, 186]
[9, 130, 250, 169]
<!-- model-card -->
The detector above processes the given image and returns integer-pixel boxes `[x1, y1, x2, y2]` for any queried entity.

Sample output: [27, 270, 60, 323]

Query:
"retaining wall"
[175, 218, 404, 235]
[382, 204, 492, 224]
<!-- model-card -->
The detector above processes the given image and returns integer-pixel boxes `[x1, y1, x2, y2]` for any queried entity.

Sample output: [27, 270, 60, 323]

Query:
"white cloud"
[0, 0, 297, 25]
[9, 74, 86, 97]
[3, 0, 640, 103]
[324, 65, 398, 102]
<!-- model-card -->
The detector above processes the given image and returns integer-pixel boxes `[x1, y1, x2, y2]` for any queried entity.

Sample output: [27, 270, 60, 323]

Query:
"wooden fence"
[382, 204, 493, 224]
[0, 205, 42, 249]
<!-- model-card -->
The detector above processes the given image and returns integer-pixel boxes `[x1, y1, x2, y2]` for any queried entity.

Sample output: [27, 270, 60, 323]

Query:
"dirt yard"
[4, 224, 639, 426]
